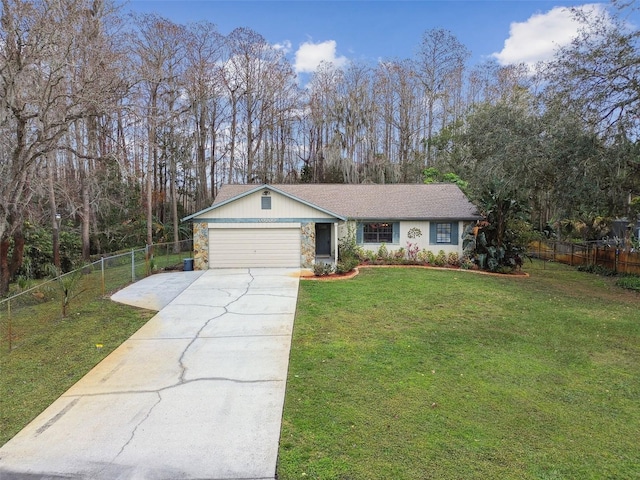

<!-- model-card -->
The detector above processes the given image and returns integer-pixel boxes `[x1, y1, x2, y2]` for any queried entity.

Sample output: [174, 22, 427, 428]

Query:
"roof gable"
[182, 184, 347, 222]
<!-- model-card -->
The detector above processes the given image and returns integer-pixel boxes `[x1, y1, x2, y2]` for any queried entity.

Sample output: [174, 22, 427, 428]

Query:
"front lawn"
[1, 299, 153, 446]
[278, 261, 640, 479]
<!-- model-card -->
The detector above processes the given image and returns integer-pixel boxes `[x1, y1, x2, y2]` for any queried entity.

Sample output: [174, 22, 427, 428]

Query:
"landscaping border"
[301, 264, 530, 281]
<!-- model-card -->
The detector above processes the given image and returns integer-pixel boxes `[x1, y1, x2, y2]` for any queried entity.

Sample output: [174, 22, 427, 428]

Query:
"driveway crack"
[107, 391, 162, 464]
[178, 270, 255, 384]
[107, 269, 263, 470]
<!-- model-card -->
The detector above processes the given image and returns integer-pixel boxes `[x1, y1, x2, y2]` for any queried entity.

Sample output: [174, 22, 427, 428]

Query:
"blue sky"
[121, 1, 625, 73]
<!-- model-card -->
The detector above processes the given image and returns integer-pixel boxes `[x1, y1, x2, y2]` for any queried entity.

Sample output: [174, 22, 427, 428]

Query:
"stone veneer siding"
[301, 222, 315, 268]
[193, 221, 209, 270]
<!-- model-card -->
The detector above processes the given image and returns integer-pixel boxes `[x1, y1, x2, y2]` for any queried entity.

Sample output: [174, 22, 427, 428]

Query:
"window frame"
[362, 222, 393, 244]
[429, 221, 459, 246]
[436, 223, 452, 243]
[356, 221, 399, 244]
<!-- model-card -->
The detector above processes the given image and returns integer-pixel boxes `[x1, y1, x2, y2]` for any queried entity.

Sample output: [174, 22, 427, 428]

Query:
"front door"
[315, 223, 331, 256]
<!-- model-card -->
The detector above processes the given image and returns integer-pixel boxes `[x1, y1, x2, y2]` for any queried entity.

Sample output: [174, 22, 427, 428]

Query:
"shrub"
[338, 222, 359, 261]
[460, 256, 475, 270]
[466, 185, 530, 272]
[616, 276, 640, 291]
[434, 250, 447, 267]
[577, 264, 616, 276]
[417, 249, 430, 263]
[406, 242, 420, 261]
[497, 265, 515, 274]
[393, 247, 406, 261]
[336, 256, 359, 274]
[360, 250, 376, 263]
[377, 243, 389, 260]
[447, 251, 460, 266]
[313, 262, 334, 276]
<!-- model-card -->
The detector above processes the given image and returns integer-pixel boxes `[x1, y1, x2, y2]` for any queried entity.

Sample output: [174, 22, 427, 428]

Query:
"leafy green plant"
[433, 250, 447, 266]
[14, 224, 81, 281]
[339, 222, 361, 261]
[359, 249, 376, 263]
[577, 264, 616, 276]
[616, 276, 640, 291]
[467, 183, 529, 272]
[56, 267, 87, 317]
[460, 255, 475, 270]
[376, 243, 389, 260]
[336, 256, 359, 274]
[15, 275, 32, 291]
[313, 262, 335, 276]
[630, 196, 640, 219]
[393, 247, 405, 261]
[423, 167, 468, 191]
[447, 251, 460, 266]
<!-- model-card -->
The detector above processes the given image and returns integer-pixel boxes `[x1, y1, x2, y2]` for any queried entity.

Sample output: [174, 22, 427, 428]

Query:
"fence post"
[101, 256, 105, 295]
[7, 299, 11, 352]
[145, 244, 151, 276]
[131, 249, 135, 282]
[570, 243, 574, 266]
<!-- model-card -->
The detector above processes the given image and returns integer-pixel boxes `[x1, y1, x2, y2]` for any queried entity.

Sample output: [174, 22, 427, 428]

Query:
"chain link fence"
[0, 239, 192, 352]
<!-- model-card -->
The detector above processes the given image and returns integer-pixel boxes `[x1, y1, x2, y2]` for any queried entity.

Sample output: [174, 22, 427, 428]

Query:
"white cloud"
[273, 40, 292, 54]
[294, 40, 348, 74]
[492, 3, 608, 69]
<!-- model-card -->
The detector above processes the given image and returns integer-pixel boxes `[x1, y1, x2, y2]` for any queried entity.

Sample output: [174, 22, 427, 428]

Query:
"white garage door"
[209, 227, 300, 268]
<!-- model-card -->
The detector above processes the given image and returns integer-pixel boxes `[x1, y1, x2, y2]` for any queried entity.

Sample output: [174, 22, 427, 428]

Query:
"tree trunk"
[47, 151, 61, 271]
[0, 237, 11, 296]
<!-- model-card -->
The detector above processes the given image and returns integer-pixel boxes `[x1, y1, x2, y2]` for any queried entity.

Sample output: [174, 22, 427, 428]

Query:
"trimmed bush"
[336, 256, 359, 274]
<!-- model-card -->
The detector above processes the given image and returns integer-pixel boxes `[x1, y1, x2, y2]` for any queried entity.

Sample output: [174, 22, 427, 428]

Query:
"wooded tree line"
[1, 0, 639, 293]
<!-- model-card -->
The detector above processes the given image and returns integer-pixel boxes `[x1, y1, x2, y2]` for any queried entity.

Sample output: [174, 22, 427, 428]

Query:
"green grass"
[0, 249, 186, 446]
[616, 275, 640, 292]
[0, 298, 153, 446]
[0, 261, 158, 446]
[278, 261, 640, 479]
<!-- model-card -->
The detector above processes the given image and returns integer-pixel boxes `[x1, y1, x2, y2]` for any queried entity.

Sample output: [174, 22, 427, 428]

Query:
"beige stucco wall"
[339, 220, 465, 257]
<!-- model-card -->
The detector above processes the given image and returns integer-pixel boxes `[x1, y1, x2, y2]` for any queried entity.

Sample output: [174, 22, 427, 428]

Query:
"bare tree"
[130, 13, 187, 246]
[374, 59, 423, 182]
[224, 28, 295, 183]
[183, 22, 225, 209]
[0, 0, 124, 292]
[542, 5, 640, 137]
[417, 28, 469, 166]
[304, 61, 343, 182]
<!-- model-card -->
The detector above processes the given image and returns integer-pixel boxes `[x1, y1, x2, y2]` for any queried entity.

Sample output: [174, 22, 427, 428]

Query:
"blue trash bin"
[183, 258, 194, 271]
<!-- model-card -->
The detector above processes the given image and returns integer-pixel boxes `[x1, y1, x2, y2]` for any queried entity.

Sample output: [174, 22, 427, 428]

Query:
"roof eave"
[181, 183, 347, 222]
[348, 215, 483, 221]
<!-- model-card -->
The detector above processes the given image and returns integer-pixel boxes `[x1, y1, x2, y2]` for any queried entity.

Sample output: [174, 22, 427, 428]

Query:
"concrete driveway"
[0, 268, 300, 480]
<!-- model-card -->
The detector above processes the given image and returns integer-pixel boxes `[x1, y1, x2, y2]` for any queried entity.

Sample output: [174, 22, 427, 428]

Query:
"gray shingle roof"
[213, 183, 481, 220]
